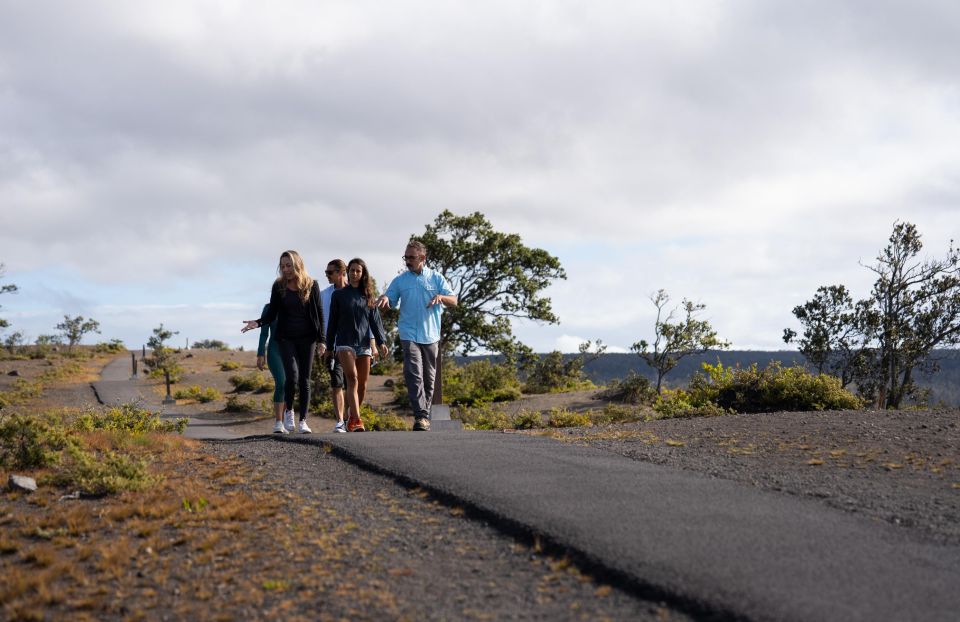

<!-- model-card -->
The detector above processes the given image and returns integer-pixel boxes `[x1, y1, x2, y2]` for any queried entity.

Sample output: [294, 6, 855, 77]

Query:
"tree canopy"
[786, 221, 960, 408]
[633, 289, 730, 394]
[56, 315, 101, 351]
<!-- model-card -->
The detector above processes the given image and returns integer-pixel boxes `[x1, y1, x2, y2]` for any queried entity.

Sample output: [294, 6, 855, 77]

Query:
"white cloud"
[2, 1, 959, 353]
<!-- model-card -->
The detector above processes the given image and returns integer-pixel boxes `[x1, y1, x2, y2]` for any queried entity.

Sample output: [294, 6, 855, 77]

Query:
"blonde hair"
[276, 250, 314, 303]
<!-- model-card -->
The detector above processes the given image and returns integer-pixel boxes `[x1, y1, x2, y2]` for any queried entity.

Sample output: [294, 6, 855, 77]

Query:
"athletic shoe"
[283, 410, 295, 432]
[333, 421, 347, 433]
[298, 420, 312, 434]
[347, 415, 365, 432]
[273, 420, 289, 434]
[413, 416, 430, 431]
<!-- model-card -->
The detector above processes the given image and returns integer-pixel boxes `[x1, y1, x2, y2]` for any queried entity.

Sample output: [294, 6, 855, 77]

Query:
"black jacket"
[258, 280, 325, 345]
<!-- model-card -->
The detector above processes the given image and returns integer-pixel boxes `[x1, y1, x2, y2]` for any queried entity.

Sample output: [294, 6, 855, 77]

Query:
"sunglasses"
[324, 269, 338, 275]
[402, 255, 420, 261]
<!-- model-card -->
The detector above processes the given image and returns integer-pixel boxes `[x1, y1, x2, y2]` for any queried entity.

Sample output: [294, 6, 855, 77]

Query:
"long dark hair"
[347, 258, 376, 308]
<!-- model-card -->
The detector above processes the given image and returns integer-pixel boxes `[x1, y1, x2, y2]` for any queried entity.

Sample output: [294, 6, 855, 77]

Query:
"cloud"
[2, 1, 958, 353]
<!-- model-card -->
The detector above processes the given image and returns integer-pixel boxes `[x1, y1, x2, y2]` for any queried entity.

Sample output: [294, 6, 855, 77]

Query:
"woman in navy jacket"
[325, 257, 387, 432]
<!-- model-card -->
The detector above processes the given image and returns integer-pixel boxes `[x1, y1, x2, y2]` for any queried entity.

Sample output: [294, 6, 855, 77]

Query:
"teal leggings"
[266, 342, 285, 404]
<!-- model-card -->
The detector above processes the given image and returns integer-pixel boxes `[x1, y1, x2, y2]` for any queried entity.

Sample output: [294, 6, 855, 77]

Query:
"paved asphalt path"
[91, 353, 157, 408]
[302, 432, 960, 622]
[95, 356, 960, 621]
[92, 355, 266, 438]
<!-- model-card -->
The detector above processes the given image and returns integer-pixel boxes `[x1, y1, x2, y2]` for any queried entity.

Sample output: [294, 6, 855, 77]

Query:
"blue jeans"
[336, 345, 372, 357]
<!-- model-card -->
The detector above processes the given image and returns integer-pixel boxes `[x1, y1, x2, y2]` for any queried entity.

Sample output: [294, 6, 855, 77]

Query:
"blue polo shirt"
[383, 266, 454, 344]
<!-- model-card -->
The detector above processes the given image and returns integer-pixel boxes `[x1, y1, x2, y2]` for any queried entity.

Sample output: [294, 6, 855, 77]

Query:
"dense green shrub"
[173, 385, 222, 403]
[0, 413, 74, 469]
[362, 406, 408, 431]
[652, 388, 729, 419]
[523, 351, 596, 394]
[445, 360, 522, 406]
[597, 372, 658, 405]
[546, 408, 592, 428]
[72, 403, 187, 434]
[1, 405, 183, 496]
[48, 445, 155, 495]
[94, 339, 126, 354]
[228, 372, 273, 393]
[391, 360, 521, 408]
[690, 362, 863, 413]
[511, 410, 543, 430]
[457, 404, 512, 430]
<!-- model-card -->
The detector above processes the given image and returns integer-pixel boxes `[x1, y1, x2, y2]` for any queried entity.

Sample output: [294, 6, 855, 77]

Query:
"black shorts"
[328, 356, 345, 389]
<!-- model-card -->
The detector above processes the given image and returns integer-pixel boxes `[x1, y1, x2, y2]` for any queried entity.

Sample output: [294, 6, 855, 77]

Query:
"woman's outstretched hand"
[241, 320, 259, 333]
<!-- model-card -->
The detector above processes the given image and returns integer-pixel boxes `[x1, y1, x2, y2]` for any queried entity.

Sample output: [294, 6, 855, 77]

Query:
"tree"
[782, 285, 873, 388]
[0, 263, 17, 333]
[786, 222, 960, 408]
[523, 340, 607, 393]
[412, 210, 566, 360]
[3, 331, 24, 354]
[865, 222, 960, 408]
[632, 290, 730, 394]
[145, 324, 183, 382]
[56, 315, 101, 352]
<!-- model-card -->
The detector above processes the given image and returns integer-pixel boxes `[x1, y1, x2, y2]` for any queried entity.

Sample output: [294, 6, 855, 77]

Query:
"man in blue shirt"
[377, 241, 457, 431]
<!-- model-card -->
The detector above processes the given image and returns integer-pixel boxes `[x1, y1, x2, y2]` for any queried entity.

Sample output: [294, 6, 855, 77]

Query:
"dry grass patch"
[0, 436, 295, 621]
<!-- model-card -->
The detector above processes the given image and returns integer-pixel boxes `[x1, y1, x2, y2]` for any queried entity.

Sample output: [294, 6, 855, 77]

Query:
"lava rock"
[8, 474, 37, 492]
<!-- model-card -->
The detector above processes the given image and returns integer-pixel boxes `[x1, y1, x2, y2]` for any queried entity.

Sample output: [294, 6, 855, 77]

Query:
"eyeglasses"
[402, 255, 419, 261]
[324, 270, 337, 275]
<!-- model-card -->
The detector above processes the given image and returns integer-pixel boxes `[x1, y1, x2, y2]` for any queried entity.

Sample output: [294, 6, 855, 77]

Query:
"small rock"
[8, 474, 37, 492]
[7, 370, 19, 377]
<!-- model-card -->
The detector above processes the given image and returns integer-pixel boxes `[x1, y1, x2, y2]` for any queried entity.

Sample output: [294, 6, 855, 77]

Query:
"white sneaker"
[273, 420, 289, 434]
[333, 421, 346, 433]
[298, 419, 312, 434]
[283, 410, 295, 431]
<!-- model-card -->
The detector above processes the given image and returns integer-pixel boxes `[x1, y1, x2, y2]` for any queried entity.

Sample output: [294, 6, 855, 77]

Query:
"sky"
[1, 0, 958, 355]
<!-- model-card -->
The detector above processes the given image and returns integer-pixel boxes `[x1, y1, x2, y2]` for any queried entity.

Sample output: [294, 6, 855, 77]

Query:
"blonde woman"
[242, 250, 326, 433]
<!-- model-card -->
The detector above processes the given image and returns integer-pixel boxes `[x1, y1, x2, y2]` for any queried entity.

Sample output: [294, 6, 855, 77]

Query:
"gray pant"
[402, 339, 438, 419]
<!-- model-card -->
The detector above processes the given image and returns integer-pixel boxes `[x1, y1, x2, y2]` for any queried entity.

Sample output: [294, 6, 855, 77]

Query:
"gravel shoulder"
[202, 438, 688, 621]
[542, 408, 960, 546]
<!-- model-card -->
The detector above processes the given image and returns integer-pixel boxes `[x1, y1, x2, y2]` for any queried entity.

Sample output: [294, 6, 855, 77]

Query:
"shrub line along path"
[95, 355, 960, 621]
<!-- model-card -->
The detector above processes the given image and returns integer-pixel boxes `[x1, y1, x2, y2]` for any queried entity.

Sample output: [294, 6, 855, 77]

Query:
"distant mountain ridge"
[456, 349, 960, 407]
